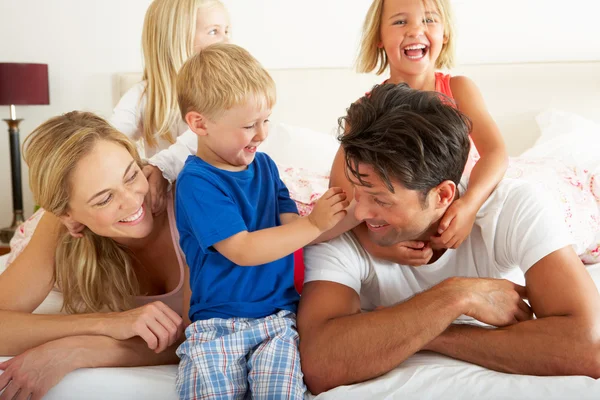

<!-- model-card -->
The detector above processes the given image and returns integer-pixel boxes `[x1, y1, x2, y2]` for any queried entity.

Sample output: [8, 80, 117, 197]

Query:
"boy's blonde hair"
[23, 112, 143, 314]
[357, 0, 456, 75]
[177, 43, 276, 120]
[141, 0, 226, 147]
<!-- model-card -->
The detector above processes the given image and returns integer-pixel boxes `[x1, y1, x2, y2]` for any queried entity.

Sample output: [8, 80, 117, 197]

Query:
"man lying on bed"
[297, 83, 600, 395]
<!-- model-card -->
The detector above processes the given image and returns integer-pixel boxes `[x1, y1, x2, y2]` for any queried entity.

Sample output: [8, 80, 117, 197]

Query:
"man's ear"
[435, 180, 456, 208]
[185, 111, 208, 137]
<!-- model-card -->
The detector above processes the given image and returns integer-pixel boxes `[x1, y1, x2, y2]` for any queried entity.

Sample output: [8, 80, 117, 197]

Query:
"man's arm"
[297, 277, 529, 394]
[426, 246, 600, 377]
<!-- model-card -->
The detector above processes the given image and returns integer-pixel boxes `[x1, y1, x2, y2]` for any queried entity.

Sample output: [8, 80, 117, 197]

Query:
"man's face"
[351, 164, 445, 246]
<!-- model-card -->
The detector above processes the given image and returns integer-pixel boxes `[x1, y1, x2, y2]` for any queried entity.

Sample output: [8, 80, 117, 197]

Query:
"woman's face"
[62, 140, 154, 240]
[193, 3, 231, 52]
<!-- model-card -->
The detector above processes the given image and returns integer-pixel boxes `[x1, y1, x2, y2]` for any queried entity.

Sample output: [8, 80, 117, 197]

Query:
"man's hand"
[308, 187, 350, 232]
[431, 198, 478, 249]
[448, 277, 533, 327]
[143, 164, 169, 215]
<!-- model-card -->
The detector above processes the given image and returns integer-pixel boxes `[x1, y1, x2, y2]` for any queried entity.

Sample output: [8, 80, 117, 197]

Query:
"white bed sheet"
[1, 254, 600, 399]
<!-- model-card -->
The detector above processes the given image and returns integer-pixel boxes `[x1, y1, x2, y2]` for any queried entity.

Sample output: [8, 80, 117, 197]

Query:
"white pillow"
[522, 109, 600, 169]
[261, 122, 340, 175]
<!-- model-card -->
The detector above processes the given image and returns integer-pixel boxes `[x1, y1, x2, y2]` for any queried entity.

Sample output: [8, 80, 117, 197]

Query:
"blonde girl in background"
[112, 0, 230, 214]
[330, 0, 508, 265]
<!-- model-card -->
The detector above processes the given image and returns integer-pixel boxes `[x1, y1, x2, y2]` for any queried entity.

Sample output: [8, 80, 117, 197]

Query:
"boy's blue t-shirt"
[175, 152, 300, 322]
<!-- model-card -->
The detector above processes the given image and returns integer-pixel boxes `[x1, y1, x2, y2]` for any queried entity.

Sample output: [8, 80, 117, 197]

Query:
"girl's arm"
[430, 77, 509, 248]
[0, 213, 182, 356]
[147, 129, 198, 183]
[109, 82, 146, 142]
[450, 76, 508, 213]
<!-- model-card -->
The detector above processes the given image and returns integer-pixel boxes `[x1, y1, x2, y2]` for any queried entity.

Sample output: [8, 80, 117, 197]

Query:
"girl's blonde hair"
[23, 112, 143, 314]
[357, 0, 456, 75]
[141, 0, 225, 148]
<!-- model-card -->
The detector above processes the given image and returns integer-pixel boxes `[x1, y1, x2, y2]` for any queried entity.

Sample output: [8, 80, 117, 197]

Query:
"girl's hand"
[0, 339, 78, 400]
[390, 241, 433, 266]
[142, 165, 168, 215]
[102, 301, 184, 353]
[430, 199, 477, 249]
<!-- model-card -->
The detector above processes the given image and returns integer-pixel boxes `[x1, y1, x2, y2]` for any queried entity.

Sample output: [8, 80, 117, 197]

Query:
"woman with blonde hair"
[0, 112, 188, 399]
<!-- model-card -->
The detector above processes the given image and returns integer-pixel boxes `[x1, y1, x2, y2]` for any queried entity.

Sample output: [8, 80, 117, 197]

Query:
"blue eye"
[424, 17, 435, 23]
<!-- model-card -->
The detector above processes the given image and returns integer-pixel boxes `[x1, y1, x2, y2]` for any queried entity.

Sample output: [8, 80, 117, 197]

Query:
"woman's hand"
[430, 198, 478, 250]
[143, 165, 169, 215]
[101, 301, 184, 353]
[0, 339, 79, 400]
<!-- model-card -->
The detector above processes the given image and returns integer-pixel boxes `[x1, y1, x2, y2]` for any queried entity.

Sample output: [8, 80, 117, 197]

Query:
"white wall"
[1, 0, 599, 227]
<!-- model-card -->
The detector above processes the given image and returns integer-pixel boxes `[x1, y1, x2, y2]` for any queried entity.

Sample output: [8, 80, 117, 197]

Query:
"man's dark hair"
[339, 83, 472, 201]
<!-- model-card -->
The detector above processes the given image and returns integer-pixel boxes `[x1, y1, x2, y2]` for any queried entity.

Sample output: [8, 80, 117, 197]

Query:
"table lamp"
[0, 63, 49, 243]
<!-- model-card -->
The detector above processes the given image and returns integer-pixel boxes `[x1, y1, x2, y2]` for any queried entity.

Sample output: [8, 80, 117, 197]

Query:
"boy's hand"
[390, 241, 433, 266]
[430, 198, 477, 249]
[143, 165, 169, 215]
[308, 187, 350, 232]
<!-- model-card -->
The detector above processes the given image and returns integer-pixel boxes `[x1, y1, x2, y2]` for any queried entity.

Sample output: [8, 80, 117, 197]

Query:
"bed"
[2, 61, 600, 399]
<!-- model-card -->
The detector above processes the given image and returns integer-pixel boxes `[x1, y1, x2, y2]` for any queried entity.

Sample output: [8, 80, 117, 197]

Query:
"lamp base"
[0, 210, 24, 244]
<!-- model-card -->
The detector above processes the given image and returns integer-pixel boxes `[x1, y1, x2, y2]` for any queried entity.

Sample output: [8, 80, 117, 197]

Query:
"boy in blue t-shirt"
[174, 43, 356, 399]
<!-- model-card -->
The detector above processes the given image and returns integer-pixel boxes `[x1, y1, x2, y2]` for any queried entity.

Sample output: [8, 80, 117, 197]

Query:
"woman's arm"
[0, 334, 182, 400]
[0, 213, 182, 356]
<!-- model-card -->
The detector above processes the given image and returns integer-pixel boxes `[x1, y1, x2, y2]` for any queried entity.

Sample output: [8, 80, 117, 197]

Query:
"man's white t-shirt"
[304, 179, 575, 311]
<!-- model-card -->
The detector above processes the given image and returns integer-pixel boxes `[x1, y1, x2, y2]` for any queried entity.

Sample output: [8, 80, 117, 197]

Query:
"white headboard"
[117, 61, 600, 156]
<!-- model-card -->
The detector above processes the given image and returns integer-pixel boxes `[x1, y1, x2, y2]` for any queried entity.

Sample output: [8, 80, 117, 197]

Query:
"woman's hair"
[356, 0, 456, 75]
[23, 111, 143, 314]
[141, 0, 225, 148]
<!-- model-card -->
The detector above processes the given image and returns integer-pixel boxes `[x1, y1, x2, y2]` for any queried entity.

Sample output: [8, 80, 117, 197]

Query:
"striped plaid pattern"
[176, 310, 306, 400]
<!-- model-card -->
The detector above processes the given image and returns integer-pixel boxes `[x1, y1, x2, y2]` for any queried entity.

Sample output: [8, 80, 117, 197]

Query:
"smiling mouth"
[245, 145, 257, 153]
[119, 205, 144, 223]
[366, 221, 390, 231]
[403, 44, 429, 60]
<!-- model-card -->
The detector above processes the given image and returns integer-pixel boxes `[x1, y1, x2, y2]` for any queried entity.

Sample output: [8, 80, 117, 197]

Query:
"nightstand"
[0, 244, 9, 256]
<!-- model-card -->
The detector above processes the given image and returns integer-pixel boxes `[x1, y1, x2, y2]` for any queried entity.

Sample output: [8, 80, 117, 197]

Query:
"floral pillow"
[506, 157, 599, 264]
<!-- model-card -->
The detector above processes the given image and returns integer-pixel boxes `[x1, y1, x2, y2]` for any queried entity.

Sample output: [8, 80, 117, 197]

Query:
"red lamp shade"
[0, 63, 49, 106]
